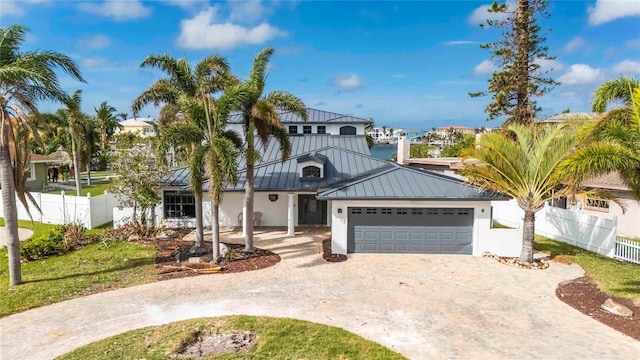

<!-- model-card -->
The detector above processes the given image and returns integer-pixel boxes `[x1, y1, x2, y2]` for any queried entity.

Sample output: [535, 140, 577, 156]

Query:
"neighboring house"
[157, 108, 514, 257]
[116, 117, 157, 138]
[550, 172, 640, 238]
[537, 112, 597, 124]
[433, 125, 475, 138]
[394, 128, 425, 143]
[3, 149, 62, 192]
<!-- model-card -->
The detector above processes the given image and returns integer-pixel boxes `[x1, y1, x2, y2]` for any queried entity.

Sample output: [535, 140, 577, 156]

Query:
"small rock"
[601, 298, 633, 317]
[219, 243, 228, 258]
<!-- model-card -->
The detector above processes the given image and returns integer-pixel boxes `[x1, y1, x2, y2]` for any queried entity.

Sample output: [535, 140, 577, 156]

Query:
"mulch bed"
[154, 239, 280, 281]
[322, 239, 347, 262]
[557, 276, 640, 341]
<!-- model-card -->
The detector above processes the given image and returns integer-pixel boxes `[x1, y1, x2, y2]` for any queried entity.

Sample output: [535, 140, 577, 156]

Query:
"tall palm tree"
[0, 24, 84, 285]
[94, 101, 121, 151]
[560, 77, 640, 199]
[117, 113, 128, 122]
[59, 90, 89, 196]
[132, 53, 234, 250]
[460, 123, 620, 263]
[237, 47, 307, 252]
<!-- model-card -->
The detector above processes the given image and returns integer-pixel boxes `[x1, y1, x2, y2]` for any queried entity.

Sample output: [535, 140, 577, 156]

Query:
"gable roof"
[317, 163, 507, 201]
[228, 108, 371, 124]
[120, 117, 155, 127]
[162, 135, 371, 187]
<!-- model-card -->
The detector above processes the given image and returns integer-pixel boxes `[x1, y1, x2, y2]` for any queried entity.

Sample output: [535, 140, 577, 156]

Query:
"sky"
[3, 0, 640, 130]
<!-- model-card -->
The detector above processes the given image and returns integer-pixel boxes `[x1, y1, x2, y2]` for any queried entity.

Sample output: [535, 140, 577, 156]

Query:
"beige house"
[433, 125, 475, 138]
[116, 117, 156, 138]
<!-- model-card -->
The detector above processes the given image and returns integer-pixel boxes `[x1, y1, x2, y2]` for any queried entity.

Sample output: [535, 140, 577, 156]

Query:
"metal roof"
[162, 135, 371, 186]
[228, 108, 371, 124]
[207, 147, 391, 192]
[317, 164, 507, 201]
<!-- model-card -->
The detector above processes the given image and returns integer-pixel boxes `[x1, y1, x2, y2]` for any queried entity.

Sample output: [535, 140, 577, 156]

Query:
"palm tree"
[0, 24, 84, 285]
[132, 53, 234, 250]
[117, 113, 128, 122]
[560, 77, 640, 199]
[59, 90, 89, 196]
[94, 101, 121, 151]
[237, 47, 307, 252]
[460, 123, 621, 263]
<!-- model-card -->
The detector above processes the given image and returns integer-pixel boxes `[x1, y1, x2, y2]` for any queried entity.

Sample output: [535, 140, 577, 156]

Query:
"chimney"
[397, 136, 410, 164]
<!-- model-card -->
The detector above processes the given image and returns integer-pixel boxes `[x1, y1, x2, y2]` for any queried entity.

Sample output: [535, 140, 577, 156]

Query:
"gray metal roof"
[228, 108, 371, 124]
[207, 147, 390, 192]
[317, 164, 507, 201]
[162, 135, 371, 186]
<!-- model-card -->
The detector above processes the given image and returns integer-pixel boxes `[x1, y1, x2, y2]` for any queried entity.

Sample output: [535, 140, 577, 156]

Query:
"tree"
[94, 101, 121, 152]
[441, 134, 476, 157]
[117, 113, 128, 121]
[58, 90, 89, 196]
[559, 77, 640, 199]
[110, 137, 166, 226]
[133, 53, 234, 250]
[470, 0, 557, 125]
[365, 118, 375, 148]
[0, 24, 84, 285]
[460, 123, 620, 262]
[236, 47, 307, 252]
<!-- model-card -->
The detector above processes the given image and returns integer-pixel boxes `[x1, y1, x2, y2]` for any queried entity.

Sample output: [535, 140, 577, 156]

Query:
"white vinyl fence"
[492, 199, 618, 258]
[0, 190, 120, 229]
[615, 237, 640, 264]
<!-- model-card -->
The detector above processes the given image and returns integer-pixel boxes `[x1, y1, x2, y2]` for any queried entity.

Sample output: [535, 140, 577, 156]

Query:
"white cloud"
[626, 38, 640, 49]
[331, 74, 367, 91]
[536, 58, 564, 73]
[588, 0, 640, 26]
[472, 60, 497, 76]
[78, 0, 151, 21]
[229, 0, 272, 24]
[163, 0, 206, 9]
[177, 7, 286, 50]
[3, 1, 25, 16]
[557, 64, 603, 85]
[81, 57, 111, 69]
[79, 34, 111, 49]
[445, 40, 481, 46]
[469, 3, 511, 25]
[563, 37, 585, 53]
[611, 60, 640, 74]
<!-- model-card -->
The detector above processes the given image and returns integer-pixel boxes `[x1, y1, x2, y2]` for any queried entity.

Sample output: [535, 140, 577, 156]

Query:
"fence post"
[61, 190, 66, 224]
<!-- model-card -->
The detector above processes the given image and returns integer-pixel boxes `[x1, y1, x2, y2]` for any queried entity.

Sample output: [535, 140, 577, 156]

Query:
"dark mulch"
[557, 276, 639, 341]
[154, 239, 280, 281]
[322, 239, 347, 262]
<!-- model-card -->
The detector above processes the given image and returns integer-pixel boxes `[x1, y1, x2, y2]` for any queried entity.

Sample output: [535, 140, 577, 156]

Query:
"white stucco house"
[157, 108, 519, 257]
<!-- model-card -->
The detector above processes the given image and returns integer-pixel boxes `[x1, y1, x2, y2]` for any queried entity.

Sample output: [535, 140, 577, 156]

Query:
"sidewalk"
[0, 226, 33, 248]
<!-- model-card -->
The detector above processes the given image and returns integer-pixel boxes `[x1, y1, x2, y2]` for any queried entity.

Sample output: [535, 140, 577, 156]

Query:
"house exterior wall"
[328, 199, 521, 257]
[227, 123, 365, 137]
[574, 191, 640, 238]
[27, 163, 48, 191]
[218, 192, 299, 227]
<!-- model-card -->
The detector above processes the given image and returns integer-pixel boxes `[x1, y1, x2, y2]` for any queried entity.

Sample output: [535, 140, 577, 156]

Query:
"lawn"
[0, 219, 155, 317]
[46, 178, 112, 196]
[58, 316, 406, 360]
[535, 235, 640, 301]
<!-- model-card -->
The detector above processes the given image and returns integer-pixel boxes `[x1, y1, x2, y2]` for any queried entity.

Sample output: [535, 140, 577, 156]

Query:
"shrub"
[20, 224, 87, 261]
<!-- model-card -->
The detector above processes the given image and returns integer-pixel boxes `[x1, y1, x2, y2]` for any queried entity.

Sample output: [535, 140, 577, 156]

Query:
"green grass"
[535, 235, 640, 301]
[46, 179, 112, 196]
[0, 240, 155, 317]
[0, 218, 56, 239]
[58, 316, 406, 360]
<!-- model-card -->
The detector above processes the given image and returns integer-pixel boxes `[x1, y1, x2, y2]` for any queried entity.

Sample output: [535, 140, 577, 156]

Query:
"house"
[27, 154, 62, 191]
[537, 112, 597, 124]
[116, 117, 156, 138]
[433, 125, 475, 138]
[157, 108, 516, 256]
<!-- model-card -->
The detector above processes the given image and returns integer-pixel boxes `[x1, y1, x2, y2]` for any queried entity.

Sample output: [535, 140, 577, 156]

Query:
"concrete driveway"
[1, 229, 638, 359]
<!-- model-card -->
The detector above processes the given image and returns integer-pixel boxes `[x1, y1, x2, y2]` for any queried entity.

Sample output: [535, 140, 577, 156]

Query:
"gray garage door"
[347, 207, 473, 254]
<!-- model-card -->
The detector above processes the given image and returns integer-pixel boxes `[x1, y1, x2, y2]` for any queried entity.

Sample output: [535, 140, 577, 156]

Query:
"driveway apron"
[1, 230, 638, 359]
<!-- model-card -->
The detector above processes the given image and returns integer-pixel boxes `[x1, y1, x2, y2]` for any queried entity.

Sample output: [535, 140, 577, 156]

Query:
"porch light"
[268, 194, 279, 202]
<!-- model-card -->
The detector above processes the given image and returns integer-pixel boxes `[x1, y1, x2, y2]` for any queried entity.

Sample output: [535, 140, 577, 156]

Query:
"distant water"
[370, 144, 396, 161]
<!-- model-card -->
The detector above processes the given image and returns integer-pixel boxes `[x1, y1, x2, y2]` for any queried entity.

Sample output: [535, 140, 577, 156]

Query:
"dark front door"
[298, 195, 327, 225]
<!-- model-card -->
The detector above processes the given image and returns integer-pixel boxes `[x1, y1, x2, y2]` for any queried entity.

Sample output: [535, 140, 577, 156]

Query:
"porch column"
[287, 193, 295, 237]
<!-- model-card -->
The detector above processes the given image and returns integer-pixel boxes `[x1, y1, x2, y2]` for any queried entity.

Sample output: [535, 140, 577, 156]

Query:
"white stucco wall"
[218, 192, 297, 227]
[328, 200, 519, 257]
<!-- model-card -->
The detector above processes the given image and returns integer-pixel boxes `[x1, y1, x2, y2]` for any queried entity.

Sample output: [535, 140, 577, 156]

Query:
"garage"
[347, 207, 473, 254]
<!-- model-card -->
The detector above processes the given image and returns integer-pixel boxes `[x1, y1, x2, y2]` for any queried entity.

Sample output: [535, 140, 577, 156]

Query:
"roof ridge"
[317, 163, 399, 195]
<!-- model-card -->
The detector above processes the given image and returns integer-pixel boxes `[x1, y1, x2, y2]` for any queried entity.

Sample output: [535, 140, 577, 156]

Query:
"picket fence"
[0, 190, 120, 229]
[615, 236, 640, 264]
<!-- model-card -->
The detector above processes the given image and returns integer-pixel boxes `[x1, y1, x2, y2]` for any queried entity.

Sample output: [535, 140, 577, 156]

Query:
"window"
[288, 126, 298, 134]
[302, 165, 321, 178]
[303, 125, 312, 134]
[585, 197, 610, 212]
[366, 208, 377, 214]
[381, 208, 392, 215]
[164, 191, 196, 218]
[396, 209, 407, 215]
[339, 126, 356, 135]
[350, 208, 362, 214]
[317, 126, 326, 134]
[412, 209, 423, 215]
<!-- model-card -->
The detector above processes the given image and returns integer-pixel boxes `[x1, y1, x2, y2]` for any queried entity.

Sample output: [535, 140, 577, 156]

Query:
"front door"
[298, 195, 327, 225]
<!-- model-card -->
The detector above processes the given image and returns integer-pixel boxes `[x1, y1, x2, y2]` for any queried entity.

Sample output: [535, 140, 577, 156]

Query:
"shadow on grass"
[615, 280, 640, 297]
[534, 238, 583, 258]
[22, 257, 154, 284]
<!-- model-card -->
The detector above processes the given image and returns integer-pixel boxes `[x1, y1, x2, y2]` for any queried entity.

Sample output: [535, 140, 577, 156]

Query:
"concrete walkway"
[1, 229, 638, 359]
[0, 226, 33, 248]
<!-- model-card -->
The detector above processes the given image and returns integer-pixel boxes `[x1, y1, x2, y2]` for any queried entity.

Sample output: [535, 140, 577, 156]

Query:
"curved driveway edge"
[1, 230, 638, 359]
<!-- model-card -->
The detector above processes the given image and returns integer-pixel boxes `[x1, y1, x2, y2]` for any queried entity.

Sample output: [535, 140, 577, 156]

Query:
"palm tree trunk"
[194, 191, 204, 249]
[212, 196, 220, 262]
[244, 162, 255, 253]
[101, 130, 107, 152]
[72, 138, 82, 196]
[1, 142, 22, 285]
[521, 210, 535, 262]
[86, 163, 91, 187]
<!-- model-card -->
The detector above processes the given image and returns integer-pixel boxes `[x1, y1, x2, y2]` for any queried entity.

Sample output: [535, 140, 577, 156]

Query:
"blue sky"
[4, 0, 640, 129]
